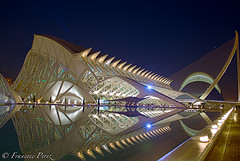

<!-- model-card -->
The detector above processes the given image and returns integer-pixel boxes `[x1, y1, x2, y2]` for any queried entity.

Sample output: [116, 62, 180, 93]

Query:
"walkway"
[204, 108, 240, 161]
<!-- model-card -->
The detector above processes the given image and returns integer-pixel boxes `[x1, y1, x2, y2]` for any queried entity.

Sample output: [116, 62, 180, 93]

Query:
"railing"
[158, 107, 234, 161]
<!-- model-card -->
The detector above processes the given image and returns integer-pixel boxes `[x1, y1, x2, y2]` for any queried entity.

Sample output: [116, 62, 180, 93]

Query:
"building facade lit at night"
[0, 31, 239, 161]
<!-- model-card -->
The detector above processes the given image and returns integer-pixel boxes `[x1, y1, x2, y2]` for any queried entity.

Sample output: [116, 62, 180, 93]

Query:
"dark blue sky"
[0, 0, 240, 79]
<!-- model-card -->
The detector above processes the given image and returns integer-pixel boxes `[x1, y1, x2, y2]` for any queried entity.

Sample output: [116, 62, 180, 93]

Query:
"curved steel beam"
[179, 72, 221, 94]
[200, 31, 239, 100]
[237, 35, 240, 102]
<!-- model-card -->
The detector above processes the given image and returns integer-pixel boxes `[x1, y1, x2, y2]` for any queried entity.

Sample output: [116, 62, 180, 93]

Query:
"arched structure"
[179, 72, 221, 94]
[200, 31, 239, 100]
[170, 31, 240, 102]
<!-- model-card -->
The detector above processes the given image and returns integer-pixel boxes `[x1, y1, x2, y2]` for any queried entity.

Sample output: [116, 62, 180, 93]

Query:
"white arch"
[179, 72, 221, 94]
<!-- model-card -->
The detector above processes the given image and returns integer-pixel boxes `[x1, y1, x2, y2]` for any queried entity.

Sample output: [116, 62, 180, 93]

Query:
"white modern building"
[4, 32, 239, 161]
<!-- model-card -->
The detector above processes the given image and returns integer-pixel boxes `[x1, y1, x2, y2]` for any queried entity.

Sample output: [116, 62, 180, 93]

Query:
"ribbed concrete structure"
[6, 32, 239, 161]
[11, 34, 196, 161]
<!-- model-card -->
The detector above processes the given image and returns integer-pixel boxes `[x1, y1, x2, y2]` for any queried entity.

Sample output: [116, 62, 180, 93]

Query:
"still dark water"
[0, 119, 23, 161]
[0, 105, 220, 161]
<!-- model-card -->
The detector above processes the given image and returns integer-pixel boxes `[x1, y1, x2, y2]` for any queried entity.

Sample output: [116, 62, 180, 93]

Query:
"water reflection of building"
[11, 105, 175, 160]
[12, 105, 215, 161]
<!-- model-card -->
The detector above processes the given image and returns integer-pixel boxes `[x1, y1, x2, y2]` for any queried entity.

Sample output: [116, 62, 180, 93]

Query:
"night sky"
[1, 0, 240, 80]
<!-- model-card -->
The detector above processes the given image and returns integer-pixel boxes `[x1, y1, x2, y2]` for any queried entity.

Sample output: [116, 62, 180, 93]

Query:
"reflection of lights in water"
[234, 112, 238, 123]
[77, 151, 84, 159]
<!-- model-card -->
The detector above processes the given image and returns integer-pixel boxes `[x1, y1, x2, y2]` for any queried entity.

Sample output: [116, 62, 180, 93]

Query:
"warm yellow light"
[123, 64, 131, 71]
[117, 62, 127, 70]
[111, 59, 121, 67]
[128, 65, 136, 72]
[151, 74, 158, 79]
[147, 73, 154, 78]
[153, 130, 158, 135]
[143, 133, 150, 139]
[137, 69, 144, 75]
[98, 54, 108, 63]
[141, 70, 148, 76]
[105, 57, 115, 66]
[144, 71, 151, 77]
[146, 132, 152, 137]
[80, 48, 92, 58]
[154, 75, 159, 80]
[157, 76, 162, 81]
[139, 134, 145, 140]
[109, 143, 114, 148]
[135, 135, 142, 141]
[150, 131, 155, 137]
[77, 151, 84, 159]
[131, 137, 137, 143]
[133, 67, 141, 74]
